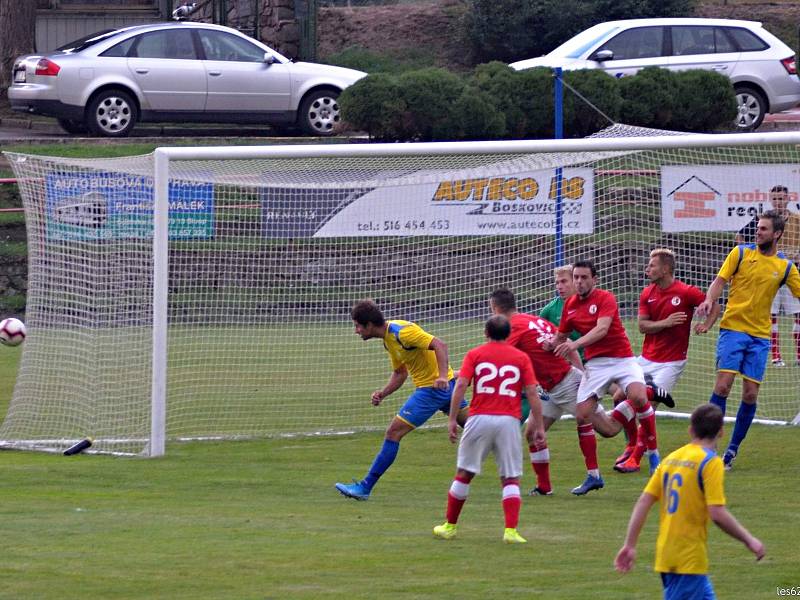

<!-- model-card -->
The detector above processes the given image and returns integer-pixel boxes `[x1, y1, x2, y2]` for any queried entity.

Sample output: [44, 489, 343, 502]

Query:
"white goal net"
[4, 127, 800, 456]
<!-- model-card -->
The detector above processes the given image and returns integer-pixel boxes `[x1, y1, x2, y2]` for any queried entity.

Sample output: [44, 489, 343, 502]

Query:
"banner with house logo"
[661, 165, 800, 232]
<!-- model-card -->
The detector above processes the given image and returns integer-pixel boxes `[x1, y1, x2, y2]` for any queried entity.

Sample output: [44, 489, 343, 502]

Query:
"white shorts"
[771, 285, 800, 315]
[541, 367, 581, 420]
[577, 356, 645, 404]
[637, 356, 687, 393]
[457, 414, 523, 478]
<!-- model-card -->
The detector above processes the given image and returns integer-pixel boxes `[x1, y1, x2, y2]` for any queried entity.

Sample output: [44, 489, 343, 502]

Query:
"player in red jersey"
[614, 249, 721, 473]
[551, 259, 660, 493]
[433, 315, 544, 544]
[489, 287, 613, 497]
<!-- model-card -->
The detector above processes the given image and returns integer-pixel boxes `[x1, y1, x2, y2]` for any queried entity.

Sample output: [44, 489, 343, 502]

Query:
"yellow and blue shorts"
[660, 573, 715, 600]
[397, 379, 464, 428]
[716, 328, 770, 384]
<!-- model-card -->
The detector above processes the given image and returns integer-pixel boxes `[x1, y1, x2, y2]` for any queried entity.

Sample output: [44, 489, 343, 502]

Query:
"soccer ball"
[0, 318, 26, 347]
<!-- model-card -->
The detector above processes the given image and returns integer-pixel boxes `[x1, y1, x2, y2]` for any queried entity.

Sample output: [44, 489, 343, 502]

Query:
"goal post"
[4, 128, 800, 456]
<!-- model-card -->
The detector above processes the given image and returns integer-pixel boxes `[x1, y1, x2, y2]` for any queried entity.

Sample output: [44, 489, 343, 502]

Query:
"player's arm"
[566, 348, 584, 370]
[638, 311, 688, 334]
[522, 383, 546, 446]
[697, 276, 727, 317]
[554, 316, 611, 359]
[614, 491, 658, 573]
[428, 337, 450, 390]
[372, 366, 408, 405]
[694, 300, 721, 334]
[708, 505, 765, 561]
[448, 376, 470, 443]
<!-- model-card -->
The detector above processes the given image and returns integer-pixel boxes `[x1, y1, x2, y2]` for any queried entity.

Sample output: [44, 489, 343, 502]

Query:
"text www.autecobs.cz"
[476, 220, 580, 230]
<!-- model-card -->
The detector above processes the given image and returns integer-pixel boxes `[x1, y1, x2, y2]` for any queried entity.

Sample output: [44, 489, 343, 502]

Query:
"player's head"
[553, 265, 575, 299]
[489, 288, 516, 315]
[757, 209, 785, 251]
[647, 248, 675, 283]
[770, 185, 789, 212]
[689, 403, 724, 442]
[572, 260, 597, 298]
[485, 314, 511, 341]
[351, 300, 386, 340]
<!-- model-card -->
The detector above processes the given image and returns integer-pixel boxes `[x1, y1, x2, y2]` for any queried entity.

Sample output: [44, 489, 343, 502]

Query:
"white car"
[8, 21, 366, 137]
[510, 18, 800, 130]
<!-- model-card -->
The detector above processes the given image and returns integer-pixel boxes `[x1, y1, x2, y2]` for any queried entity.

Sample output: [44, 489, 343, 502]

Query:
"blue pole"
[554, 67, 564, 269]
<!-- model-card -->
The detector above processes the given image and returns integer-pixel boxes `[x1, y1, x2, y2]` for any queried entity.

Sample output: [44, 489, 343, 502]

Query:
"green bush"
[338, 73, 407, 140]
[562, 69, 622, 137]
[396, 68, 467, 141]
[618, 67, 679, 129]
[669, 69, 737, 132]
[451, 86, 507, 140]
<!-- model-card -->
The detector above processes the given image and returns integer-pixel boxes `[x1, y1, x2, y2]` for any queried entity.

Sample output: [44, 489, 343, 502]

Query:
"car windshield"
[547, 23, 621, 58]
[55, 29, 121, 53]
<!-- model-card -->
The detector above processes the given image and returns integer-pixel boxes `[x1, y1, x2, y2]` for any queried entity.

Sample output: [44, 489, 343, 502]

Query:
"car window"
[725, 27, 769, 52]
[714, 28, 737, 53]
[100, 37, 136, 58]
[131, 29, 197, 60]
[672, 26, 716, 56]
[597, 27, 664, 60]
[546, 23, 621, 59]
[55, 29, 118, 53]
[197, 30, 266, 62]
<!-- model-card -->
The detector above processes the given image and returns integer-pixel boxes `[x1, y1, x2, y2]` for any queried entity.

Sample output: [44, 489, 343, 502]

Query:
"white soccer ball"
[0, 318, 26, 347]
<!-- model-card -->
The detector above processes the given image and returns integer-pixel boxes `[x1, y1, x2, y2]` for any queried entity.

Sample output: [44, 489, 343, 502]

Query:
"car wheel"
[298, 89, 341, 136]
[87, 89, 138, 137]
[734, 86, 766, 131]
[57, 118, 87, 135]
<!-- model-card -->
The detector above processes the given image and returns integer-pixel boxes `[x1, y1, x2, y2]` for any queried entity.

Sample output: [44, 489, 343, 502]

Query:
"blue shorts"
[397, 379, 465, 428]
[661, 573, 715, 600]
[716, 328, 770, 384]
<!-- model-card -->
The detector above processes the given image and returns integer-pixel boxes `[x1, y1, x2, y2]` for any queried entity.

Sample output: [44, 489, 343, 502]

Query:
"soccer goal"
[4, 126, 800, 456]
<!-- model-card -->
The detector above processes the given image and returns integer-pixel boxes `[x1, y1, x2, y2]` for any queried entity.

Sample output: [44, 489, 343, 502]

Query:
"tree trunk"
[0, 0, 37, 103]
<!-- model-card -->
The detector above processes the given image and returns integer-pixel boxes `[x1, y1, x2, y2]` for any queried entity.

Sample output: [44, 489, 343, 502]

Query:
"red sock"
[502, 479, 521, 529]
[445, 475, 470, 524]
[529, 442, 551, 493]
[772, 316, 781, 360]
[637, 402, 658, 451]
[577, 423, 598, 470]
[611, 399, 639, 443]
[632, 424, 647, 462]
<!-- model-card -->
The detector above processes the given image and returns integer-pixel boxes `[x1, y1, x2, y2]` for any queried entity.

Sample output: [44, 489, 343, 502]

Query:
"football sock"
[771, 316, 781, 360]
[529, 442, 551, 493]
[709, 392, 727, 414]
[445, 475, 471, 524]
[632, 424, 647, 462]
[637, 402, 658, 451]
[501, 479, 521, 529]
[729, 402, 757, 454]
[611, 399, 638, 442]
[577, 423, 599, 471]
[362, 438, 400, 490]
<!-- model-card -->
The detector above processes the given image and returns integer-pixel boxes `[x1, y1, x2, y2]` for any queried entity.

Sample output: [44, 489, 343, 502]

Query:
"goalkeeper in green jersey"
[540, 265, 584, 362]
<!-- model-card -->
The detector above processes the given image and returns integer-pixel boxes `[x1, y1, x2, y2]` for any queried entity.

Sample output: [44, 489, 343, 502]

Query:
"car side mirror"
[264, 53, 275, 65]
[594, 49, 614, 62]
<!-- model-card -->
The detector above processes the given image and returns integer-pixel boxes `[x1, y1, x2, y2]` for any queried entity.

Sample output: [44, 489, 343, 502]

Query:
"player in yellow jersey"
[615, 404, 765, 600]
[697, 210, 800, 469]
[335, 300, 468, 500]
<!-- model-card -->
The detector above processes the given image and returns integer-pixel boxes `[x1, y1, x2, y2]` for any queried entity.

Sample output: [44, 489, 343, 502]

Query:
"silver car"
[510, 18, 800, 130]
[9, 21, 366, 137]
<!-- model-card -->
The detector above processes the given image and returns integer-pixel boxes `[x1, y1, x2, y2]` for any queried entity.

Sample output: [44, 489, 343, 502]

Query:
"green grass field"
[1, 347, 799, 598]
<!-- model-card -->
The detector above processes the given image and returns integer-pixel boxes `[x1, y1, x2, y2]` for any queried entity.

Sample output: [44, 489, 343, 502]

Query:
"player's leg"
[723, 335, 769, 470]
[770, 289, 785, 366]
[710, 329, 748, 414]
[609, 384, 636, 465]
[434, 414, 491, 539]
[573, 395, 604, 495]
[527, 403, 558, 496]
[494, 416, 526, 543]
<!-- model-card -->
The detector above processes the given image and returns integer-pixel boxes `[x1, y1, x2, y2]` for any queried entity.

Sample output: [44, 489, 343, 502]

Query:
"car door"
[197, 29, 292, 112]
[590, 26, 668, 78]
[668, 26, 740, 76]
[126, 29, 207, 111]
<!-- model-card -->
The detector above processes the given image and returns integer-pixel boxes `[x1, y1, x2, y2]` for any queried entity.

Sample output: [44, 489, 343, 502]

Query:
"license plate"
[14, 69, 26, 83]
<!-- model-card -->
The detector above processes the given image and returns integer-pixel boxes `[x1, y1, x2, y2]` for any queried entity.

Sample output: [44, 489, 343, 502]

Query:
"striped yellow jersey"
[383, 320, 453, 388]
